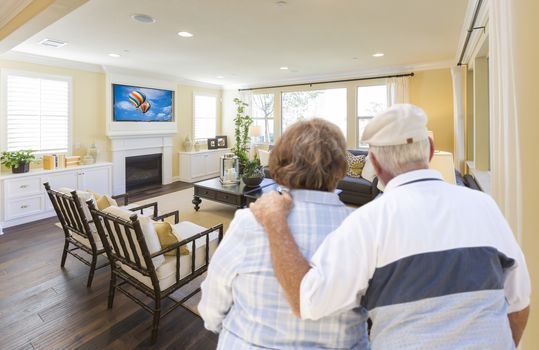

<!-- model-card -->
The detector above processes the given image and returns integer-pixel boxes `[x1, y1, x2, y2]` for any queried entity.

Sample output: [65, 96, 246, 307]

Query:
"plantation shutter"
[193, 94, 217, 140]
[6, 74, 69, 153]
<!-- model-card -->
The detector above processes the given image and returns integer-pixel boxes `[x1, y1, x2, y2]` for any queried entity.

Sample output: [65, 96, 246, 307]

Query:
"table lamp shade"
[248, 125, 262, 137]
[430, 151, 456, 184]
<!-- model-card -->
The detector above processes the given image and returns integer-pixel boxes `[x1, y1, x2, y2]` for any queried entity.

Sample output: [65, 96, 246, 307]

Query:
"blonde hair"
[269, 119, 347, 191]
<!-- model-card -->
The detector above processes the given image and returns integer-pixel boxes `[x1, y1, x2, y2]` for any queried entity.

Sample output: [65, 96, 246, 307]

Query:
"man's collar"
[289, 189, 344, 206]
[384, 169, 444, 193]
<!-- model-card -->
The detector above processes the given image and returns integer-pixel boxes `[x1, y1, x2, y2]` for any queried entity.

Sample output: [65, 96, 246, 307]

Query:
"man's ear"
[370, 152, 382, 176]
[428, 137, 435, 162]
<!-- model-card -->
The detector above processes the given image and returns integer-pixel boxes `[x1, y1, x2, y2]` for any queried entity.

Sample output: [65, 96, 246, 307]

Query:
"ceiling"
[6, 0, 468, 88]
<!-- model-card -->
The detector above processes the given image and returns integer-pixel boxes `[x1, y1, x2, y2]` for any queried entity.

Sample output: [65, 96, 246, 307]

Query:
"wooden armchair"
[44, 182, 108, 287]
[88, 200, 223, 343]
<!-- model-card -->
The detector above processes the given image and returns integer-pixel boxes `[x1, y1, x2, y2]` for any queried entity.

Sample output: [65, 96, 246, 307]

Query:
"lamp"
[248, 125, 262, 139]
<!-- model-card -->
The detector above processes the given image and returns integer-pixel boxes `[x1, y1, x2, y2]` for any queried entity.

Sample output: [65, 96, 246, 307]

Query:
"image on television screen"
[113, 84, 174, 122]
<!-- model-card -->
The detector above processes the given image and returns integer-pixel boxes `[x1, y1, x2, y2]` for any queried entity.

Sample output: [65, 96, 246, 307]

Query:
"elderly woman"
[199, 119, 369, 349]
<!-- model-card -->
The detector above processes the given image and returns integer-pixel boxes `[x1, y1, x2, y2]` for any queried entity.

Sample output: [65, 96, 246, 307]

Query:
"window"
[251, 93, 274, 143]
[4, 73, 70, 153]
[357, 85, 388, 147]
[193, 94, 217, 139]
[281, 88, 347, 136]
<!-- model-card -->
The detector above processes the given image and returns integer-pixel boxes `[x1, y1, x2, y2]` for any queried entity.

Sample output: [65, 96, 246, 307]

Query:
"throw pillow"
[346, 152, 366, 178]
[154, 221, 189, 256]
[88, 191, 118, 210]
[57, 187, 95, 221]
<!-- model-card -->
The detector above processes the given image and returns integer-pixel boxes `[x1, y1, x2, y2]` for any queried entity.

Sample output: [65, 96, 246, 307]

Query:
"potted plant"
[1, 150, 36, 173]
[242, 154, 265, 187]
[231, 98, 253, 174]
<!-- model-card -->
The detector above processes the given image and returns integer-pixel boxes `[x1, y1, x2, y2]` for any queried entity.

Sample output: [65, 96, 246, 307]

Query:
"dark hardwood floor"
[0, 182, 218, 350]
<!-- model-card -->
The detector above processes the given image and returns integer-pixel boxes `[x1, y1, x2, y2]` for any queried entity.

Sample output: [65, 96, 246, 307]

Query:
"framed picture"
[207, 138, 218, 149]
[216, 135, 228, 148]
[112, 84, 174, 122]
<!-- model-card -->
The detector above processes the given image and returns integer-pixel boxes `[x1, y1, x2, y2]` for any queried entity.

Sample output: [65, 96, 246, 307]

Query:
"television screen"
[113, 84, 174, 122]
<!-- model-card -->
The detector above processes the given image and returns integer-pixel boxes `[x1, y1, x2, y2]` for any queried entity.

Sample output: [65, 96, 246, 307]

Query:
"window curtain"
[489, 0, 522, 242]
[386, 76, 410, 105]
[450, 66, 466, 172]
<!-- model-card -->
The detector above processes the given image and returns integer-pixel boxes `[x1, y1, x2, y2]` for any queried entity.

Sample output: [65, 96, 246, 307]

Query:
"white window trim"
[355, 81, 388, 149]
[192, 91, 218, 140]
[0, 69, 73, 155]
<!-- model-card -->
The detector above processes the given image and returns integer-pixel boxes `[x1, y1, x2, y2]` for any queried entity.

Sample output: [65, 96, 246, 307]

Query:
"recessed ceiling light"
[131, 14, 156, 24]
[108, 53, 121, 58]
[38, 38, 67, 48]
[216, 75, 224, 79]
[280, 66, 289, 70]
[373, 52, 385, 57]
[276, 0, 288, 6]
[177, 31, 194, 38]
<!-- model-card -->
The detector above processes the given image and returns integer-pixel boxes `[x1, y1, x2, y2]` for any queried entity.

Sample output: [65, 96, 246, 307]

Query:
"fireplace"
[125, 154, 162, 191]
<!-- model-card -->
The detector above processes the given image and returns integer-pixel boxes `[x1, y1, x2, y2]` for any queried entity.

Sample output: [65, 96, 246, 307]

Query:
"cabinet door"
[191, 153, 208, 178]
[206, 152, 221, 175]
[79, 167, 111, 194]
[44, 171, 78, 210]
[45, 171, 78, 191]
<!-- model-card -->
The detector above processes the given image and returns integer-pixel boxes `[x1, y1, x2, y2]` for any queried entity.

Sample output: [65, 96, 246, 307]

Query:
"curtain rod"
[457, 0, 484, 66]
[238, 72, 415, 92]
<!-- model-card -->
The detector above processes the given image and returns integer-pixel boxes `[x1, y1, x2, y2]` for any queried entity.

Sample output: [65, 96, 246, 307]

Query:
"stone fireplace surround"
[109, 133, 174, 195]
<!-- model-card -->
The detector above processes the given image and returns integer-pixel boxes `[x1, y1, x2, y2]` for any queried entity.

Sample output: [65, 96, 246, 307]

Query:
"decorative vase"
[242, 175, 264, 187]
[183, 136, 193, 152]
[88, 142, 99, 162]
[12, 162, 30, 173]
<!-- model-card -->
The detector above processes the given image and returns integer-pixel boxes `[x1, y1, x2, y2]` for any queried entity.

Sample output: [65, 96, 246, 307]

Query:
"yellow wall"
[0, 59, 108, 163]
[409, 68, 454, 152]
[512, 0, 539, 348]
[172, 84, 222, 177]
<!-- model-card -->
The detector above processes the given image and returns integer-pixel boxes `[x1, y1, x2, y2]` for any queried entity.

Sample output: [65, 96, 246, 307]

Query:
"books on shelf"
[64, 156, 81, 167]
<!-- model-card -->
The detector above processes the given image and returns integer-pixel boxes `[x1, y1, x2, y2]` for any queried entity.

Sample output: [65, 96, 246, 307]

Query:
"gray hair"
[369, 138, 431, 178]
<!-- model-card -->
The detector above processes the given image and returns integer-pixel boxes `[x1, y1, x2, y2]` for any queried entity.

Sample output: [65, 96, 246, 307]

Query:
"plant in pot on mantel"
[242, 154, 265, 187]
[1, 150, 36, 174]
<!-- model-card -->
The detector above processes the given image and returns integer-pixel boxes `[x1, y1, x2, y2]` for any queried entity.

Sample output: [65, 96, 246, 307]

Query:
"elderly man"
[250, 104, 531, 349]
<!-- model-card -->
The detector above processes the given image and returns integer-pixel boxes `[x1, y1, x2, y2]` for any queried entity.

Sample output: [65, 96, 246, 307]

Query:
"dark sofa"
[337, 149, 379, 206]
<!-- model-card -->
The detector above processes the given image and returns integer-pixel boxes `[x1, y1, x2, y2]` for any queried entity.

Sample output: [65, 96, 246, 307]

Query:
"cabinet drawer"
[216, 192, 241, 205]
[195, 187, 216, 199]
[5, 195, 44, 220]
[5, 177, 42, 198]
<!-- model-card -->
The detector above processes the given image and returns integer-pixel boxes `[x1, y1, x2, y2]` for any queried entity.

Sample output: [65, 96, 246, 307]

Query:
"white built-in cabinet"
[178, 149, 229, 183]
[0, 163, 112, 233]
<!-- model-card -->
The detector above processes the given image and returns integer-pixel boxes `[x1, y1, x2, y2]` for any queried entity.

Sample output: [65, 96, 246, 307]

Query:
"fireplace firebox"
[125, 154, 162, 191]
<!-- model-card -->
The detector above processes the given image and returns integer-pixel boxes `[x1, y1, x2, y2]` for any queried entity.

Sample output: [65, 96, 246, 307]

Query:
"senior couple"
[199, 104, 531, 349]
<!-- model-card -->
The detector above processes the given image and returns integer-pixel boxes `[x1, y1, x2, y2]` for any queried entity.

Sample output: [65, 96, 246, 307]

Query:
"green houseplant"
[232, 98, 253, 174]
[1, 150, 36, 173]
[241, 154, 264, 187]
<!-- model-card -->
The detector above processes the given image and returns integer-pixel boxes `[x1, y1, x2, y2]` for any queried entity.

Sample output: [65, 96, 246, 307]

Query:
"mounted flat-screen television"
[112, 84, 174, 122]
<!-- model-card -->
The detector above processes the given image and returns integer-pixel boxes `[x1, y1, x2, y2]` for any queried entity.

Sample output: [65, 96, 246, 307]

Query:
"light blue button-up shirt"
[199, 189, 370, 349]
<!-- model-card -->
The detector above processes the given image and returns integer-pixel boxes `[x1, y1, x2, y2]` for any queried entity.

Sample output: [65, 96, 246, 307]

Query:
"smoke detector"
[38, 38, 67, 48]
[131, 14, 156, 24]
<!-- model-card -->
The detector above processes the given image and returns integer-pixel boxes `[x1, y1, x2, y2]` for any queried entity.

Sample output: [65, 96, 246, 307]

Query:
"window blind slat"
[6, 75, 69, 153]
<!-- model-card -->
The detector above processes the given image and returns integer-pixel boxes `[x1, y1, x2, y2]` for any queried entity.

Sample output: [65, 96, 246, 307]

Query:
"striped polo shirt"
[300, 169, 531, 349]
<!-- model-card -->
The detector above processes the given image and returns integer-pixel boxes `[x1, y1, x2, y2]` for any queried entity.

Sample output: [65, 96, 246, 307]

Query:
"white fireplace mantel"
[109, 133, 175, 194]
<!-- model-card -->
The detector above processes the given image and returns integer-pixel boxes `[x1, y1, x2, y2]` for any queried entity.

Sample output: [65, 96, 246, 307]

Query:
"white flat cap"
[361, 104, 429, 146]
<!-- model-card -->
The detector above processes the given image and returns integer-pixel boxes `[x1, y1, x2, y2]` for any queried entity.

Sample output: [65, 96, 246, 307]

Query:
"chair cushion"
[154, 221, 189, 256]
[122, 203, 156, 217]
[119, 221, 219, 290]
[57, 187, 95, 221]
[71, 225, 103, 251]
[102, 206, 165, 269]
[345, 152, 366, 178]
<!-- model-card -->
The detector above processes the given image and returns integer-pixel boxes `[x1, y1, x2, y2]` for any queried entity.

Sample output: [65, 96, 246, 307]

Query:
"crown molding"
[225, 60, 454, 90]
